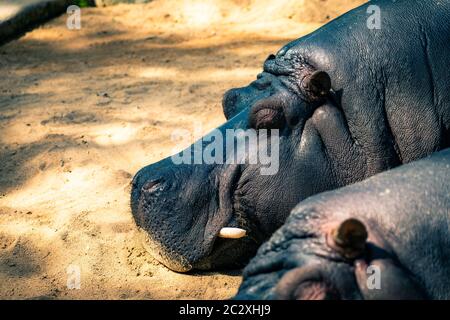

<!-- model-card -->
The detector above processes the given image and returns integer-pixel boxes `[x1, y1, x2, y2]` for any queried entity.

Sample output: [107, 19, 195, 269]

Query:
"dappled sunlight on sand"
[4, 165, 108, 210]
[182, 0, 221, 28]
[137, 67, 259, 81]
[91, 124, 139, 146]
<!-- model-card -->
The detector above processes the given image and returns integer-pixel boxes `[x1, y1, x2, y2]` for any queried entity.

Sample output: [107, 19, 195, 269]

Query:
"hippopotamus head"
[130, 61, 346, 272]
[131, 0, 450, 272]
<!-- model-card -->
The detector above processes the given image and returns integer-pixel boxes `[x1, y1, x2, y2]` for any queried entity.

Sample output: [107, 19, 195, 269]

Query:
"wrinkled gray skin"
[130, 0, 450, 272]
[235, 148, 450, 300]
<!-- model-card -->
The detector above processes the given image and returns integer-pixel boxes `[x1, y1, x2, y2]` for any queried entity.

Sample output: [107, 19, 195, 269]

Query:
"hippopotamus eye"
[249, 101, 286, 130]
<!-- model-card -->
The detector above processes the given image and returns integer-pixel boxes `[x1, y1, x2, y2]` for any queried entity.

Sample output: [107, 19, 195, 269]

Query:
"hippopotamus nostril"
[142, 179, 166, 194]
[266, 54, 276, 61]
[222, 88, 240, 119]
[223, 89, 238, 106]
[131, 170, 142, 189]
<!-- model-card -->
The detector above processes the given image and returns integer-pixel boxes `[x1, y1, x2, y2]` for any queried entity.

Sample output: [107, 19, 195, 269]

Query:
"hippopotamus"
[235, 148, 450, 300]
[130, 0, 450, 272]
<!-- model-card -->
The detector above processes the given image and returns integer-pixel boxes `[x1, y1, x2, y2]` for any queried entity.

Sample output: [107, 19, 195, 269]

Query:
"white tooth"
[218, 227, 246, 239]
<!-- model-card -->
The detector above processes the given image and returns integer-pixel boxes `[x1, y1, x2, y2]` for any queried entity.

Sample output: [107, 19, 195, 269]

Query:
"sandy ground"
[0, 0, 364, 299]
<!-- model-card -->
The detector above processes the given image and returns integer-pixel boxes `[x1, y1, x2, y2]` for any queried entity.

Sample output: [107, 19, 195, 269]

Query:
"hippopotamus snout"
[130, 160, 173, 216]
[131, 145, 263, 272]
[132, 161, 218, 272]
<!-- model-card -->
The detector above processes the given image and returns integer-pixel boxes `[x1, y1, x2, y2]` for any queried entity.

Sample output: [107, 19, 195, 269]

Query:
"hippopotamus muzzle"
[131, 159, 262, 272]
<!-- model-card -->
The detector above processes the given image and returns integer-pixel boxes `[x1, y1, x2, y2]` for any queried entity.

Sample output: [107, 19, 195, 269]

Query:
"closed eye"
[249, 105, 285, 130]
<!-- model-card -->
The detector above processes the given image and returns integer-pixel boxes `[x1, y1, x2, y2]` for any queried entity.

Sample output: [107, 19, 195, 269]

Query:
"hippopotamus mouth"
[131, 161, 266, 272]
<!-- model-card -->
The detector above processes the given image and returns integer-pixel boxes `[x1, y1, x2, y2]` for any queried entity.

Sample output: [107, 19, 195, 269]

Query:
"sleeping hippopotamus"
[130, 0, 450, 272]
[235, 148, 450, 300]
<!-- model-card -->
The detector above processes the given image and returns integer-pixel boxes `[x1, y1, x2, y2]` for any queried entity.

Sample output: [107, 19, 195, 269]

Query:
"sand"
[0, 0, 364, 299]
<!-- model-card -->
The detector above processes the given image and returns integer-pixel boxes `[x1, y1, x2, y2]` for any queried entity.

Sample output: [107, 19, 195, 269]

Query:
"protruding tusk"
[327, 218, 368, 259]
[218, 227, 247, 239]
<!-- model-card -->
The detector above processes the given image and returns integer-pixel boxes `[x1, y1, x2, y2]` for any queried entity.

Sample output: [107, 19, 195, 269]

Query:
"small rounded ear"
[306, 70, 331, 98]
[327, 218, 368, 259]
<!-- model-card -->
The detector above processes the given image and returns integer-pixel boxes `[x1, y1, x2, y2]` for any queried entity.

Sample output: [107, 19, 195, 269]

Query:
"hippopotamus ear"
[304, 70, 332, 99]
[326, 219, 425, 299]
[326, 218, 368, 259]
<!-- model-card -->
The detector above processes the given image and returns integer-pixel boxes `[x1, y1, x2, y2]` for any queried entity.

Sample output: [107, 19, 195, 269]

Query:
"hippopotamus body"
[235, 148, 450, 300]
[131, 0, 450, 273]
